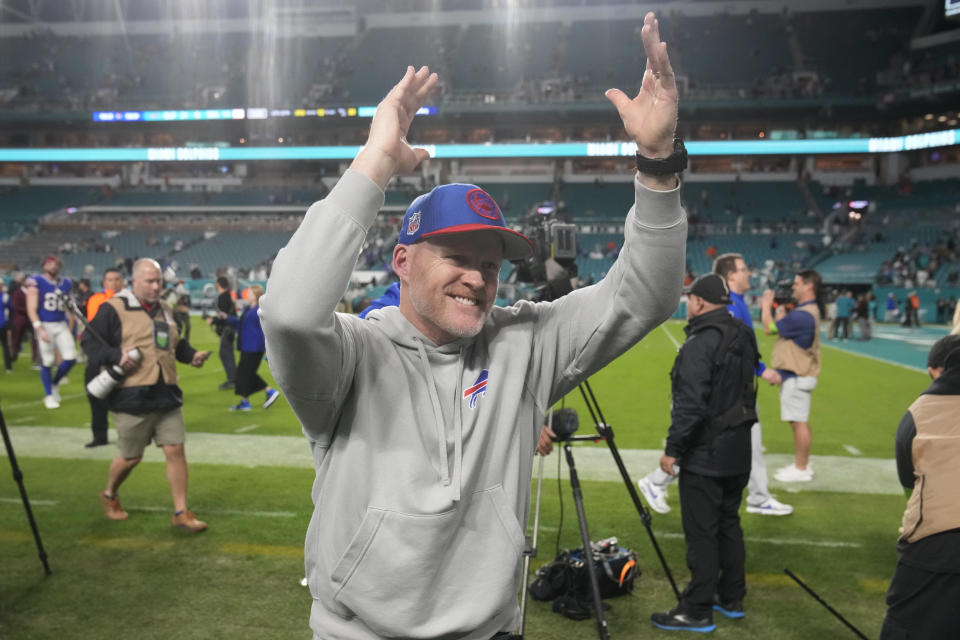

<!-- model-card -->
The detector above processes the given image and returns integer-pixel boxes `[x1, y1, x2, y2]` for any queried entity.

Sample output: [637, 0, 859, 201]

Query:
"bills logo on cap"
[463, 369, 489, 409]
[407, 211, 421, 235]
[466, 189, 500, 221]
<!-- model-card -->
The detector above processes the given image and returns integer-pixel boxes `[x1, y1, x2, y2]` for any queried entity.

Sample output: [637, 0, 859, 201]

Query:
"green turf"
[1, 317, 917, 638]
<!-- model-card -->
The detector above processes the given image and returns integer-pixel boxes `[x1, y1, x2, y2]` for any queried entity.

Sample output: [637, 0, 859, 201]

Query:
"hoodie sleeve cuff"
[632, 174, 684, 230]
[321, 168, 387, 231]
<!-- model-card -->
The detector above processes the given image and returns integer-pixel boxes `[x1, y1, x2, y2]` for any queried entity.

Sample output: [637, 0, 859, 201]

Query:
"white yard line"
[235, 424, 260, 433]
[660, 324, 681, 351]
[843, 445, 862, 456]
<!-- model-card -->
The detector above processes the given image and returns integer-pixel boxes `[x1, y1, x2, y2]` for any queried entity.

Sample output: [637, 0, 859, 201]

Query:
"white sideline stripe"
[660, 324, 681, 351]
[0, 497, 58, 506]
[2, 426, 904, 495]
[532, 526, 859, 549]
[131, 505, 296, 518]
[656, 531, 860, 548]
[8, 416, 37, 424]
[843, 445, 862, 456]
[235, 424, 260, 433]
[3, 393, 84, 410]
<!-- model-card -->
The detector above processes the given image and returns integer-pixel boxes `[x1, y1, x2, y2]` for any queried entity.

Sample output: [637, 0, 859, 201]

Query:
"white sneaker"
[774, 464, 814, 483]
[51, 384, 61, 403]
[43, 395, 60, 409]
[746, 497, 794, 516]
[637, 476, 670, 514]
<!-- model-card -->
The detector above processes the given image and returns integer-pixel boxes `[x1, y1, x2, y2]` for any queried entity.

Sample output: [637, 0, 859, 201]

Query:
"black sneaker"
[84, 439, 108, 448]
[218, 381, 235, 391]
[713, 595, 745, 619]
[651, 608, 716, 633]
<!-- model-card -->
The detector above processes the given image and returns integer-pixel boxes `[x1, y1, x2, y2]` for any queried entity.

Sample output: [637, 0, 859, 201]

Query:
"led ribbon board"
[1, 129, 956, 162]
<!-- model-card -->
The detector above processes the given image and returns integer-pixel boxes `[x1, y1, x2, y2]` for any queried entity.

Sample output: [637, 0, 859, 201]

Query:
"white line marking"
[843, 445, 862, 456]
[235, 424, 260, 434]
[529, 526, 859, 549]
[656, 531, 860, 548]
[0, 497, 58, 506]
[8, 416, 37, 424]
[660, 324, 681, 351]
[2, 393, 85, 410]
[130, 505, 296, 518]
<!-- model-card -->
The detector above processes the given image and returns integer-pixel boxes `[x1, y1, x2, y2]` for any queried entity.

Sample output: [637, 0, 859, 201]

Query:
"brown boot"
[171, 509, 207, 532]
[99, 490, 128, 520]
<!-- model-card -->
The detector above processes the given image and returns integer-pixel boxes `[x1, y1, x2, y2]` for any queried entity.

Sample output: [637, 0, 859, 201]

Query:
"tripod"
[576, 379, 680, 601]
[0, 403, 52, 576]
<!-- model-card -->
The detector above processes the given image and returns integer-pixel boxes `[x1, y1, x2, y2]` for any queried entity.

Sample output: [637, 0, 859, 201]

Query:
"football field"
[0, 317, 940, 639]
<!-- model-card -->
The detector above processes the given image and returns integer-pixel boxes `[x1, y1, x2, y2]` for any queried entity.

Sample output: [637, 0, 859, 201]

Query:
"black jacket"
[665, 308, 758, 477]
[81, 298, 197, 414]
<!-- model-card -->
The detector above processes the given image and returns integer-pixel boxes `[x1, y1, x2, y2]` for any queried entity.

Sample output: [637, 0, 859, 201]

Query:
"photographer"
[650, 274, 759, 632]
[82, 259, 211, 532]
[261, 14, 686, 638]
[761, 270, 823, 483]
[881, 335, 960, 638]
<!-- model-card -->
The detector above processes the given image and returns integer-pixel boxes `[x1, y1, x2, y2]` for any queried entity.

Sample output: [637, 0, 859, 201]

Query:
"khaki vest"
[770, 304, 821, 377]
[104, 290, 179, 388]
[899, 393, 960, 543]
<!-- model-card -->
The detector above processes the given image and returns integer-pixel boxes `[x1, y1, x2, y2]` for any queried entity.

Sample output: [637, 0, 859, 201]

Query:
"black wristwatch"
[635, 136, 687, 176]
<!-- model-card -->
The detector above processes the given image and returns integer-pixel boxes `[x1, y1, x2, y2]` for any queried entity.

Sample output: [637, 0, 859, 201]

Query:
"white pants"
[38, 321, 76, 367]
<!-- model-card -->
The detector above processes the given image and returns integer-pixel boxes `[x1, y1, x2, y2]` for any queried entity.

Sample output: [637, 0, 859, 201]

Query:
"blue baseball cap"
[397, 183, 535, 261]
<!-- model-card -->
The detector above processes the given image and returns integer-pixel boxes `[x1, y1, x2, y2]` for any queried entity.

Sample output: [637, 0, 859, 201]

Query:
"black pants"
[0, 326, 11, 370]
[678, 469, 750, 617]
[835, 317, 850, 339]
[219, 327, 237, 383]
[84, 363, 109, 442]
[880, 561, 960, 639]
[235, 351, 267, 398]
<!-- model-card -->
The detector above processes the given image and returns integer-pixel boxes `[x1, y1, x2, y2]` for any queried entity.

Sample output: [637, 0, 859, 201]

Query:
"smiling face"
[394, 231, 504, 345]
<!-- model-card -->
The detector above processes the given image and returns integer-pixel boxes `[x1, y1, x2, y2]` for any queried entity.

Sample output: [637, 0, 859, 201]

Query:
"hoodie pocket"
[329, 485, 524, 638]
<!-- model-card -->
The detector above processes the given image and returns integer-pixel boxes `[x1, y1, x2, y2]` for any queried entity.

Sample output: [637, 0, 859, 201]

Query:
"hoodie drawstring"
[414, 338, 463, 502]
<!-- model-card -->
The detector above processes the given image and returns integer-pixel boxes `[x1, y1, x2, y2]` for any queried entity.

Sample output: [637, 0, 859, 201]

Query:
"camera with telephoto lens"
[550, 408, 580, 441]
[86, 348, 141, 399]
[512, 201, 579, 302]
[774, 277, 795, 306]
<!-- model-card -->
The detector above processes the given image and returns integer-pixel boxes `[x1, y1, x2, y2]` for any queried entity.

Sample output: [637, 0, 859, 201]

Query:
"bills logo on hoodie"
[407, 211, 421, 235]
[463, 370, 489, 409]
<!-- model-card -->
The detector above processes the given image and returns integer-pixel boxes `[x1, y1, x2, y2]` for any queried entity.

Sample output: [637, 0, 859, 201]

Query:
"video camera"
[773, 277, 795, 306]
[549, 407, 580, 442]
[512, 201, 578, 302]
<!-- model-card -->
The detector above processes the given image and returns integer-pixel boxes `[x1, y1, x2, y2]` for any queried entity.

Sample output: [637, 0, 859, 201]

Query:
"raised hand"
[604, 12, 678, 160]
[351, 66, 439, 190]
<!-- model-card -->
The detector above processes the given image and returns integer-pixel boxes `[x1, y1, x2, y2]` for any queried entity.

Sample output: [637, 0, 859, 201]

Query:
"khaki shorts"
[112, 407, 186, 459]
[779, 376, 817, 422]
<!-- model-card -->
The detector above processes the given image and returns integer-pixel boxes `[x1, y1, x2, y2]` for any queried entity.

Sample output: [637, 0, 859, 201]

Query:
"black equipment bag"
[528, 538, 639, 608]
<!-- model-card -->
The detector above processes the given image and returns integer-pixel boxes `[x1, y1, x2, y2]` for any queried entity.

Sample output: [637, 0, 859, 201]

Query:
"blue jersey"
[27, 274, 72, 323]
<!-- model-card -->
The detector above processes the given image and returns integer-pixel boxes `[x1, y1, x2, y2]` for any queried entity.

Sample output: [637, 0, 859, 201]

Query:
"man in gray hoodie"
[261, 12, 686, 639]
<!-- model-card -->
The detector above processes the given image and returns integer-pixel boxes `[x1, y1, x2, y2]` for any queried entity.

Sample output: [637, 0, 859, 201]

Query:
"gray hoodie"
[260, 169, 686, 639]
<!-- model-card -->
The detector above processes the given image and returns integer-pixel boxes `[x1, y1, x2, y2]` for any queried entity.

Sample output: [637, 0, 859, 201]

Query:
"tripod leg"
[579, 381, 681, 600]
[517, 452, 546, 638]
[564, 443, 611, 640]
[0, 405, 52, 576]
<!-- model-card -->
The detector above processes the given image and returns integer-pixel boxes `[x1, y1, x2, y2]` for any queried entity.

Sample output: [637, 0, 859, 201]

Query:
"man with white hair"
[262, 12, 688, 638]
